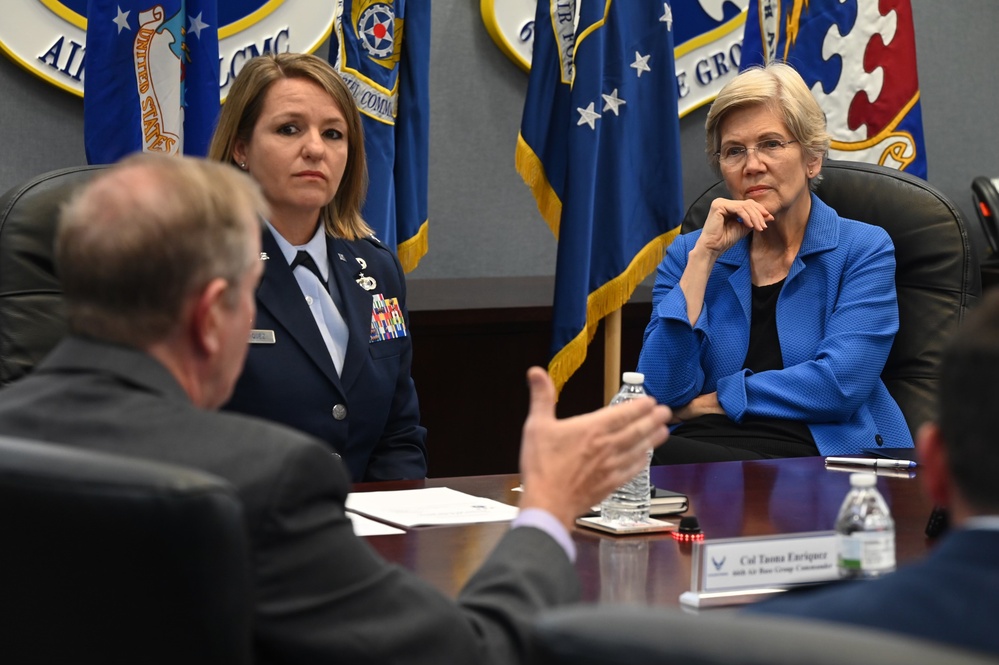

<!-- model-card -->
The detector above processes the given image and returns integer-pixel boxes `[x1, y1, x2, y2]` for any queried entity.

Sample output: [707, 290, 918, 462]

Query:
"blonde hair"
[705, 61, 830, 186]
[208, 52, 373, 239]
[57, 154, 268, 347]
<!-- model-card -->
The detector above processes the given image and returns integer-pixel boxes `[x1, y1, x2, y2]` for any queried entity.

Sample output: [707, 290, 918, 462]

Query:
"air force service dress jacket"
[637, 194, 913, 454]
[225, 226, 428, 481]
[0, 336, 577, 665]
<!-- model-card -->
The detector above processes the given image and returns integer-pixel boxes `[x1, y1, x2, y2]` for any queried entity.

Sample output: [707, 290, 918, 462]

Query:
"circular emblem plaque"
[0, 0, 335, 98]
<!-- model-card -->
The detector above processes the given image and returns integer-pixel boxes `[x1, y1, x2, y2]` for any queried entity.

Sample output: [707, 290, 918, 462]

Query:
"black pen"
[824, 456, 917, 469]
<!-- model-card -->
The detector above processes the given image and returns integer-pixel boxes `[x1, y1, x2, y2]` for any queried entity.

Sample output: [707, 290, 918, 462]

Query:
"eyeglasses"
[716, 139, 799, 168]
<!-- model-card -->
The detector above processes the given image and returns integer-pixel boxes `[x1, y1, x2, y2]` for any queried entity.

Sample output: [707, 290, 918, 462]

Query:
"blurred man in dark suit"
[0, 154, 671, 665]
[750, 290, 999, 657]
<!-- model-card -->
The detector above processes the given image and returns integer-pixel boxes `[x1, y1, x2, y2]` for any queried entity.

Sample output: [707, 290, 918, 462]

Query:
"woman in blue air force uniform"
[638, 62, 912, 463]
[209, 53, 427, 481]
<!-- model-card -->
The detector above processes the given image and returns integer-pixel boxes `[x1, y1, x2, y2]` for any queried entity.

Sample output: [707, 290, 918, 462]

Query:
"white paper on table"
[345, 487, 519, 527]
[346, 511, 406, 536]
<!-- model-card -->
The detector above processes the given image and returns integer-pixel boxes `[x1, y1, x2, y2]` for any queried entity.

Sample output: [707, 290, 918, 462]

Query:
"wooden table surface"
[353, 456, 936, 605]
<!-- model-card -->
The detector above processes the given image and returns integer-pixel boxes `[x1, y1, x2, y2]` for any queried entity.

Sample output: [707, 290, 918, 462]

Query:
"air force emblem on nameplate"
[369, 293, 407, 342]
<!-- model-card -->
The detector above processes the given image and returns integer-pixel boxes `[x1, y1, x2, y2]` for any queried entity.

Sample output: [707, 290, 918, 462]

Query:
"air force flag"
[331, 0, 430, 273]
[518, 1, 685, 393]
[84, 0, 220, 163]
[741, 0, 927, 178]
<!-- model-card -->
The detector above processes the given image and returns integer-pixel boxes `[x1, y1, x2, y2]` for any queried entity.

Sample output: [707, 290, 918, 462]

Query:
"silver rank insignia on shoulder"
[356, 274, 377, 291]
[260, 252, 270, 261]
[356, 257, 367, 270]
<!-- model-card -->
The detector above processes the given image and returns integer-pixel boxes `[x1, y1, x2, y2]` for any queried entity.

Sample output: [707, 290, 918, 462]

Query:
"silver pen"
[824, 456, 917, 469]
[824, 463, 916, 479]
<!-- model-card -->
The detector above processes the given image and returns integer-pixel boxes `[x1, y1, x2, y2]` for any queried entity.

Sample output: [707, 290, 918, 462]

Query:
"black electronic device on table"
[972, 176, 999, 255]
[925, 506, 950, 539]
[584, 486, 688, 517]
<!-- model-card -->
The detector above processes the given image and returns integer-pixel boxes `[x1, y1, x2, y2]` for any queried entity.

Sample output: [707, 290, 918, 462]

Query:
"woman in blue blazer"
[209, 53, 427, 481]
[638, 62, 912, 463]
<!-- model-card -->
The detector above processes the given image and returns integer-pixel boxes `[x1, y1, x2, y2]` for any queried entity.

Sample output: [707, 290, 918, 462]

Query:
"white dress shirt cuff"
[512, 508, 576, 562]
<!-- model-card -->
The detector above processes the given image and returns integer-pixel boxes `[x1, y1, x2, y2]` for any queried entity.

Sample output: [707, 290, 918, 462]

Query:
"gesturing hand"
[518, 367, 671, 530]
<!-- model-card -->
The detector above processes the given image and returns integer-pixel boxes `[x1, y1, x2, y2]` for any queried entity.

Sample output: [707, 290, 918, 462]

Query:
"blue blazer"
[749, 528, 999, 657]
[224, 227, 427, 481]
[638, 194, 912, 454]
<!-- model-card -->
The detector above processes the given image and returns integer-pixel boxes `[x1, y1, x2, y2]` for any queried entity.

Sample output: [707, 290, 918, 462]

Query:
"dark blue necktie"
[290, 251, 328, 290]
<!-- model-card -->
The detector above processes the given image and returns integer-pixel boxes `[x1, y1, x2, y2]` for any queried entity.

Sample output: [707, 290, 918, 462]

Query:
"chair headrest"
[0, 434, 253, 665]
[530, 605, 998, 665]
[0, 165, 107, 385]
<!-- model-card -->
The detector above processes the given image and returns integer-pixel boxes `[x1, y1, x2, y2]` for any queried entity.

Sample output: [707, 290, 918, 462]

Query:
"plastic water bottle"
[599, 372, 652, 525]
[835, 473, 896, 578]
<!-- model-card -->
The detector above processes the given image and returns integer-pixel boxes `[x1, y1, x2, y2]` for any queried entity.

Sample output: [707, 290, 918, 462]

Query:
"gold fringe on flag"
[396, 220, 429, 273]
[515, 133, 563, 239]
[547, 227, 681, 397]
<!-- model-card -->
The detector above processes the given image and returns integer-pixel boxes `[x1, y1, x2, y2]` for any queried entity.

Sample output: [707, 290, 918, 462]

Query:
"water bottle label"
[838, 532, 896, 572]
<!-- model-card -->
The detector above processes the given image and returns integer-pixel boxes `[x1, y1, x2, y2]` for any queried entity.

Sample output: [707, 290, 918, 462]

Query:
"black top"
[672, 279, 818, 457]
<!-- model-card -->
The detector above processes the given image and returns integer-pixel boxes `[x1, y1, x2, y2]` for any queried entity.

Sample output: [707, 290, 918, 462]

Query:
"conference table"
[353, 456, 936, 606]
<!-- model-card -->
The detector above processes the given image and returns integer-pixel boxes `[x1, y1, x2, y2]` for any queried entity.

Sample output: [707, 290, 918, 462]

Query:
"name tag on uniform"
[249, 329, 276, 344]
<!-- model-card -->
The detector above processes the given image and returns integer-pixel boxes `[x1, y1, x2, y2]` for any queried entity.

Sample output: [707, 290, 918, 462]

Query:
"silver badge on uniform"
[356, 275, 377, 291]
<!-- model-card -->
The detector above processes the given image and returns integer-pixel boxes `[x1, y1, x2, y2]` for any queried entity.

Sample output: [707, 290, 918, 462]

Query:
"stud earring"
[240, 161, 247, 170]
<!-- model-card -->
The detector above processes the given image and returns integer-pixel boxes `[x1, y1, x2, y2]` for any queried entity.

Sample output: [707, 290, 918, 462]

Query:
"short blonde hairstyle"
[208, 52, 373, 240]
[705, 62, 830, 186]
[57, 154, 268, 347]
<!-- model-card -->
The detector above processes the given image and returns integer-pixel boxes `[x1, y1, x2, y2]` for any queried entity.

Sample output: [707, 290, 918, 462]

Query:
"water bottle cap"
[849, 473, 877, 487]
[622, 372, 645, 385]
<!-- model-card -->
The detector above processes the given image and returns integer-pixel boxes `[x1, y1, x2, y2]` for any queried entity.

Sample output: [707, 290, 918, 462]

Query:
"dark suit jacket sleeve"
[251, 442, 577, 665]
[363, 247, 428, 481]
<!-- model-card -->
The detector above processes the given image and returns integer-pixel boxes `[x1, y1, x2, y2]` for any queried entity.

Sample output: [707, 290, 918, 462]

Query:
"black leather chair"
[0, 435, 253, 665]
[529, 606, 998, 665]
[682, 160, 981, 438]
[0, 165, 106, 386]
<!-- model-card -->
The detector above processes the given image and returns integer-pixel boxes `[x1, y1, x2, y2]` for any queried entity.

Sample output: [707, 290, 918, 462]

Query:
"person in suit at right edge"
[748, 290, 999, 657]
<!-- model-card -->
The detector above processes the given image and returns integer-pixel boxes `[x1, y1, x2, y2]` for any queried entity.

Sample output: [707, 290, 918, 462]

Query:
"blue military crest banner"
[741, 0, 927, 178]
[84, 0, 220, 162]
[517, 0, 685, 393]
[331, 0, 430, 273]
[671, 0, 748, 117]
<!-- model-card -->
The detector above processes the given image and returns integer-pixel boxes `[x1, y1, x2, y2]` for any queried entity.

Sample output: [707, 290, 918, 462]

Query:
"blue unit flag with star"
[740, 0, 927, 178]
[517, 0, 685, 394]
[331, 0, 430, 273]
[84, 0, 220, 163]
